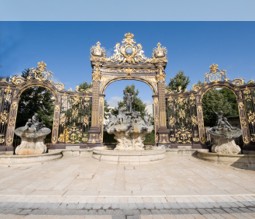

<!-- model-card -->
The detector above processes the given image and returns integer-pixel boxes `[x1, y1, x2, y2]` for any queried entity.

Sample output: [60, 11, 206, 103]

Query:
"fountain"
[196, 111, 255, 169]
[0, 113, 62, 166]
[15, 113, 51, 155]
[208, 110, 242, 155]
[105, 91, 153, 150]
[92, 91, 165, 164]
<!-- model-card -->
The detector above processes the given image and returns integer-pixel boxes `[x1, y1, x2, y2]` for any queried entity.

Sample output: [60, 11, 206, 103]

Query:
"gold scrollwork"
[232, 78, 244, 86]
[54, 82, 65, 91]
[92, 67, 101, 81]
[176, 96, 186, 106]
[0, 134, 5, 144]
[155, 66, 165, 82]
[251, 134, 255, 142]
[243, 87, 252, 101]
[178, 109, 186, 119]
[200, 136, 206, 144]
[58, 124, 88, 144]
[6, 136, 13, 145]
[243, 136, 250, 144]
[0, 110, 8, 124]
[238, 102, 245, 111]
[191, 115, 198, 126]
[124, 68, 133, 76]
[240, 119, 248, 128]
[175, 127, 192, 144]
[204, 64, 227, 83]
[11, 76, 25, 86]
[28, 61, 52, 81]
[168, 116, 176, 127]
[247, 111, 255, 125]
[192, 84, 202, 92]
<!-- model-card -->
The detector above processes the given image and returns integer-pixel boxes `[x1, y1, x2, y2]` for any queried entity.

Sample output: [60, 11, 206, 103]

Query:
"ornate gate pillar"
[156, 65, 169, 145]
[5, 98, 19, 147]
[88, 62, 102, 145]
[51, 94, 62, 144]
[237, 94, 251, 145]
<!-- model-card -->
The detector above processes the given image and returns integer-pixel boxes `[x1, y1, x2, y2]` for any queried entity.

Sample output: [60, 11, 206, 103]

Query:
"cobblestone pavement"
[0, 153, 254, 218]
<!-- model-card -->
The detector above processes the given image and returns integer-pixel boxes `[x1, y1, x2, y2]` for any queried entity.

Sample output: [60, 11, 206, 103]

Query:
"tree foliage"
[168, 71, 190, 92]
[77, 82, 91, 91]
[202, 88, 238, 127]
[16, 69, 55, 129]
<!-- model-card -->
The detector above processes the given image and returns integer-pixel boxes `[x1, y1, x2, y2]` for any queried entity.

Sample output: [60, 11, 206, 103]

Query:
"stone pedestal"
[15, 127, 51, 155]
[114, 131, 148, 150]
[211, 138, 241, 155]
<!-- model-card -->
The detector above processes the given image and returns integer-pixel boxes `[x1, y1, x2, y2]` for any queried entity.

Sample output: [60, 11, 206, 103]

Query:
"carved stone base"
[88, 127, 102, 145]
[212, 139, 241, 155]
[157, 127, 169, 145]
[15, 140, 47, 155]
[114, 132, 146, 150]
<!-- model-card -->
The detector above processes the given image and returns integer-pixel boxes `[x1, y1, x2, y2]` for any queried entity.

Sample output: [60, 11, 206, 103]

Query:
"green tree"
[168, 71, 190, 92]
[202, 88, 238, 127]
[16, 69, 55, 129]
[77, 82, 91, 91]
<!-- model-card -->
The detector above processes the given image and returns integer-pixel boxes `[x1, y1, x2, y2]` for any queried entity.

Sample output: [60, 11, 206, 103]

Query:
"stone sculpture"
[105, 92, 153, 150]
[208, 111, 242, 155]
[14, 113, 51, 155]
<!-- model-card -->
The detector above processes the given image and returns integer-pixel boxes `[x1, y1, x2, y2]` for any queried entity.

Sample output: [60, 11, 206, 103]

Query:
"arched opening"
[14, 86, 55, 147]
[103, 80, 154, 147]
[202, 86, 241, 146]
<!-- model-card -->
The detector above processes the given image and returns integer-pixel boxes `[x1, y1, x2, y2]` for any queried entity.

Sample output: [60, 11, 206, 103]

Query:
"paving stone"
[0, 155, 255, 218]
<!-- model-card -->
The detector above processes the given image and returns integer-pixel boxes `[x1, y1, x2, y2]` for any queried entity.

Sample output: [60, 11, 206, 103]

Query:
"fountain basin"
[0, 151, 63, 167]
[92, 148, 166, 164]
[196, 151, 255, 170]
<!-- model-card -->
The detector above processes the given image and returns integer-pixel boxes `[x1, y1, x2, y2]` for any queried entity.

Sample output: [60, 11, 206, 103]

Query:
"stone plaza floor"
[0, 152, 255, 218]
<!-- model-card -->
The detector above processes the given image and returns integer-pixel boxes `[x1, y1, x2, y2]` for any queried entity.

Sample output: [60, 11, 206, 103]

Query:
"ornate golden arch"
[3, 62, 65, 146]
[88, 33, 170, 145]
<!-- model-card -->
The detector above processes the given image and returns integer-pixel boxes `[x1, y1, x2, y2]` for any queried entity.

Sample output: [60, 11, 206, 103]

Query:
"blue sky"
[1, 0, 255, 21]
[0, 22, 255, 106]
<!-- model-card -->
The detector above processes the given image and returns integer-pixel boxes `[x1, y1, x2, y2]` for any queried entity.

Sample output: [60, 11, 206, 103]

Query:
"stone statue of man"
[124, 91, 134, 113]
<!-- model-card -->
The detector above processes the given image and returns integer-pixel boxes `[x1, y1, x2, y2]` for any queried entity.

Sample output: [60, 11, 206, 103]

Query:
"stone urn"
[14, 113, 51, 155]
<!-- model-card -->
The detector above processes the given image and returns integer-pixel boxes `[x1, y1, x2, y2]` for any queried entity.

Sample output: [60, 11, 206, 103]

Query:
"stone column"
[99, 94, 105, 143]
[153, 95, 159, 141]
[237, 98, 250, 145]
[195, 94, 206, 144]
[88, 65, 102, 146]
[5, 99, 19, 147]
[51, 95, 62, 144]
[156, 65, 169, 145]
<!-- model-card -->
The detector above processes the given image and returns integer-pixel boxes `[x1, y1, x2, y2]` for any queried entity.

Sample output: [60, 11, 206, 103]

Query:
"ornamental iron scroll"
[58, 94, 92, 144]
[108, 33, 148, 64]
[205, 64, 228, 83]
[242, 86, 255, 143]
[0, 86, 13, 145]
[166, 92, 199, 144]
